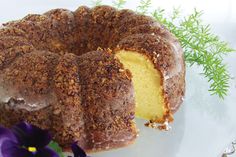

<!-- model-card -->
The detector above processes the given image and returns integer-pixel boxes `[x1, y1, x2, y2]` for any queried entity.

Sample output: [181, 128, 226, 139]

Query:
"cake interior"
[115, 50, 166, 121]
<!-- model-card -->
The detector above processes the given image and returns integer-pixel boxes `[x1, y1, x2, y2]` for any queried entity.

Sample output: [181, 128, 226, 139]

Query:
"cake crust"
[0, 5, 185, 151]
[77, 50, 137, 151]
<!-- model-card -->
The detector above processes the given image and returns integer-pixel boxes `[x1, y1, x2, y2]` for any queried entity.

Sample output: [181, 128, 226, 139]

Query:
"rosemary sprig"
[112, 0, 127, 9]
[152, 8, 234, 98]
[136, 0, 152, 14]
[92, 0, 235, 98]
[91, 0, 103, 6]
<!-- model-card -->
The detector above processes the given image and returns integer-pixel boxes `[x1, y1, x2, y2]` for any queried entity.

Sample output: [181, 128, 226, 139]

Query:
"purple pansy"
[0, 122, 90, 157]
[0, 122, 59, 157]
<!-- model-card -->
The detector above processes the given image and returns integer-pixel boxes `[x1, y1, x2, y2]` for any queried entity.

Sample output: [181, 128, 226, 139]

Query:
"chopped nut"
[119, 68, 125, 72]
[53, 108, 61, 115]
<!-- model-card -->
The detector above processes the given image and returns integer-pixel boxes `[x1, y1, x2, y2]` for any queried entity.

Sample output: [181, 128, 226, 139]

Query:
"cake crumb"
[145, 120, 171, 131]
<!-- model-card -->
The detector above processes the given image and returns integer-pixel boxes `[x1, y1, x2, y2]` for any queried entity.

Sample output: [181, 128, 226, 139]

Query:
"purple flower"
[70, 142, 89, 157]
[0, 122, 59, 157]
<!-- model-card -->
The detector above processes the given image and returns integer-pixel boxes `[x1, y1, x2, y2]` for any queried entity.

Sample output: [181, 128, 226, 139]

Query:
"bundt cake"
[0, 5, 185, 152]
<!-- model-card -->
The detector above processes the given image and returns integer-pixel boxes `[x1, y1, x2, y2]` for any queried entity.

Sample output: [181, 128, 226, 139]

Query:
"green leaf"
[48, 141, 65, 157]
[112, 0, 127, 9]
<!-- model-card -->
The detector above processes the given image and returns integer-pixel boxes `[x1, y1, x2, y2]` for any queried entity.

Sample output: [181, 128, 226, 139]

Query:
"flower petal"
[1, 140, 33, 157]
[71, 142, 87, 157]
[35, 147, 59, 157]
[0, 126, 17, 143]
[0, 126, 19, 157]
[11, 122, 52, 149]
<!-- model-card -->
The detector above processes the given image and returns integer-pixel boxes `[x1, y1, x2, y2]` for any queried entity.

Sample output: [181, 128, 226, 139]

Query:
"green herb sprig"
[92, 0, 235, 98]
[91, 0, 103, 6]
[136, 0, 152, 14]
[152, 8, 234, 98]
[112, 0, 127, 9]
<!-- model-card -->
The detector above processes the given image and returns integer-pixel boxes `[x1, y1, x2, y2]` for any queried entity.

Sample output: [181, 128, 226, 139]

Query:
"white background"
[0, 0, 236, 157]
